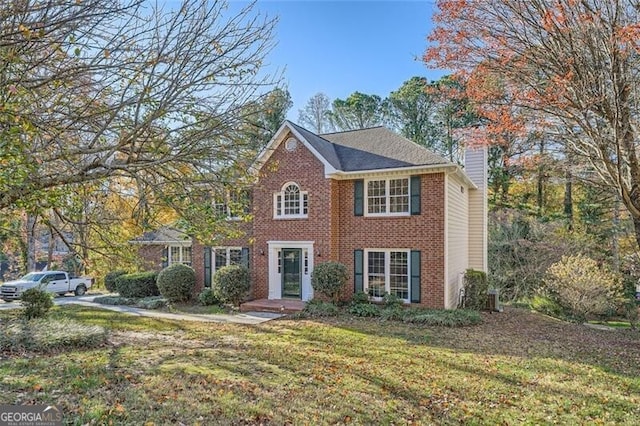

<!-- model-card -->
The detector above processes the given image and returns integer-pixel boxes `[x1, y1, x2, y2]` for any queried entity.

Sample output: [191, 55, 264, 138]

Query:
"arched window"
[274, 182, 308, 218]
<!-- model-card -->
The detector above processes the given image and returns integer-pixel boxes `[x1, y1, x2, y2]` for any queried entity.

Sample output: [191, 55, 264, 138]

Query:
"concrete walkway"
[0, 294, 284, 325]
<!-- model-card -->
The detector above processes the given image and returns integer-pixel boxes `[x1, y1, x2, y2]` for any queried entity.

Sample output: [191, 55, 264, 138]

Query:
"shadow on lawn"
[279, 306, 640, 379]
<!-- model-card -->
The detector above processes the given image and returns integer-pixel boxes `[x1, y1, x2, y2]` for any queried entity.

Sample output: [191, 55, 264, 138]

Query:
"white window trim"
[273, 181, 309, 219]
[212, 247, 243, 272]
[363, 248, 411, 303]
[364, 177, 411, 217]
[214, 190, 249, 221]
[168, 245, 192, 266]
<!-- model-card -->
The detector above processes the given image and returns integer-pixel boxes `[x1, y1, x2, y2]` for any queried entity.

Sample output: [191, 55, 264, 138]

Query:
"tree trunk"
[25, 214, 37, 272]
[47, 225, 54, 269]
[564, 168, 573, 230]
[613, 196, 620, 272]
[536, 140, 545, 216]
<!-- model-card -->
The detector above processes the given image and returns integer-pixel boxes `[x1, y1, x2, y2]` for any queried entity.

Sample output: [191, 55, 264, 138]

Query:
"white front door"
[267, 241, 314, 301]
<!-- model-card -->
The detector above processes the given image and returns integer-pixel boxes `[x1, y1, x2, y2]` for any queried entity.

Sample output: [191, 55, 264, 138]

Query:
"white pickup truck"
[0, 271, 93, 301]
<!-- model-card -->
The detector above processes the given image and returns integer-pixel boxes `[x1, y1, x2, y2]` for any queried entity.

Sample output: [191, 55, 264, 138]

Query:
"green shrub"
[530, 294, 569, 319]
[136, 296, 167, 310]
[104, 270, 128, 292]
[198, 288, 219, 306]
[460, 269, 489, 310]
[213, 265, 250, 306]
[115, 271, 159, 298]
[543, 255, 625, 322]
[20, 288, 54, 320]
[351, 291, 370, 304]
[382, 292, 405, 309]
[156, 263, 196, 303]
[349, 302, 380, 317]
[311, 261, 349, 303]
[303, 299, 339, 317]
[0, 317, 107, 354]
[403, 309, 482, 327]
[92, 295, 137, 306]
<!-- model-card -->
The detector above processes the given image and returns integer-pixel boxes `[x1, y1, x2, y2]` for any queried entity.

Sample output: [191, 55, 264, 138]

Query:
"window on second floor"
[274, 182, 308, 219]
[366, 177, 410, 216]
[214, 189, 251, 220]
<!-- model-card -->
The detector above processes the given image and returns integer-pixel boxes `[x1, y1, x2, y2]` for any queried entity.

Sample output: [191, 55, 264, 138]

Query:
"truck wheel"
[74, 285, 87, 296]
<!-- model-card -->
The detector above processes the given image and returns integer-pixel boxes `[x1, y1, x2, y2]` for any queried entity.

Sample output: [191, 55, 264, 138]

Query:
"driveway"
[0, 294, 283, 325]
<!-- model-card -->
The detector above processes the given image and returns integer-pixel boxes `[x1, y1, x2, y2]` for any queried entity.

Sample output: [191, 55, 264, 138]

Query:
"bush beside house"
[157, 264, 196, 303]
[311, 261, 349, 303]
[213, 265, 250, 307]
[104, 270, 128, 292]
[115, 271, 159, 298]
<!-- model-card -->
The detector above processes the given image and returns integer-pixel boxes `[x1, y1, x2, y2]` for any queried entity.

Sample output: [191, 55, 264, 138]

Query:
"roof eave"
[128, 240, 192, 246]
[328, 163, 478, 189]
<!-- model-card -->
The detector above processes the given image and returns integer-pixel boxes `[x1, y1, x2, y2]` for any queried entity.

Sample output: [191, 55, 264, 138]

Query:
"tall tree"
[0, 0, 278, 213]
[425, 0, 640, 247]
[386, 77, 439, 148]
[327, 92, 385, 131]
[298, 92, 333, 133]
[244, 88, 293, 149]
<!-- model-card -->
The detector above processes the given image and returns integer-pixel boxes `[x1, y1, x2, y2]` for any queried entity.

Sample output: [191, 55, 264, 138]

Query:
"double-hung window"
[168, 245, 192, 266]
[365, 178, 409, 216]
[214, 189, 250, 220]
[214, 247, 243, 271]
[365, 249, 410, 302]
[274, 182, 308, 218]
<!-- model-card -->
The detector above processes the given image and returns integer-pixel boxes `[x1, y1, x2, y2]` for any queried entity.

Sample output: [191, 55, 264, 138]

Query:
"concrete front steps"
[240, 298, 305, 314]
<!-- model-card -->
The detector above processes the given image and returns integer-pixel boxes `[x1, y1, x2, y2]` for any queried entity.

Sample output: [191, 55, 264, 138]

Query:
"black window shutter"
[241, 248, 250, 269]
[354, 180, 364, 216]
[410, 175, 421, 215]
[162, 246, 168, 268]
[354, 249, 364, 293]
[410, 250, 421, 303]
[204, 247, 212, 288]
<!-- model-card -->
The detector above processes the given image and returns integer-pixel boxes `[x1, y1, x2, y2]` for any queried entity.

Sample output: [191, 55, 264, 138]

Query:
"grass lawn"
[1, 306, 639, 425]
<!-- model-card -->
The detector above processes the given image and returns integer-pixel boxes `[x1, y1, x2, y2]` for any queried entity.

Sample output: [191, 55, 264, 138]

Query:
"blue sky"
[236, 0, 447, 119]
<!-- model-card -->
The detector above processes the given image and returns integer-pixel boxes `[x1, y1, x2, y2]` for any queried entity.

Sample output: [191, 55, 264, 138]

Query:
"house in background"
[135, 121, 487, 309]
[130, 227, 193, 270]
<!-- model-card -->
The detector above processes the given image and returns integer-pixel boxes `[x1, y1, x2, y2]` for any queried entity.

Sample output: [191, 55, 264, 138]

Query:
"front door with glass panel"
[282, 248, 302, 299]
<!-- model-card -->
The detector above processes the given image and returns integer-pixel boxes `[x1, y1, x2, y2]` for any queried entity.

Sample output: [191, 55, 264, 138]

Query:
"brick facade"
[137, 245, 165, 271]
[335, 174, 445, 308]
[251, 130, 333, 299]
[136, 127, 460, 309]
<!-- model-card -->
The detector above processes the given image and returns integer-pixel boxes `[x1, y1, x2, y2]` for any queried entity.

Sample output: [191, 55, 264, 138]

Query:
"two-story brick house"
[137, 120, 487, 309]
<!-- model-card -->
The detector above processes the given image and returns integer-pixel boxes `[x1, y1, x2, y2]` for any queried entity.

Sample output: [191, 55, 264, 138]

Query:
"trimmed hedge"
[115, 271, 159, 298]
[213, 265, 250, 306]
[460, 269, 488, 310]
[311, 261, 349, 303]
[104, 270, 128, 292]
[157, 264, 196, 303]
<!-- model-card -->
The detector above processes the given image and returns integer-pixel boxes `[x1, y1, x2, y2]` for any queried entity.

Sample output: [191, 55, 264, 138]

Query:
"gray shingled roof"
[287, 121, 451, 172]
[130, 227, 190, 244]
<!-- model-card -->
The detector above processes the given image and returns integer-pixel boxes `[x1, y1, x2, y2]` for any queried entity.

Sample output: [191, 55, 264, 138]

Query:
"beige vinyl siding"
[445, 174, 469, 309]
[465, 148, 488, 272]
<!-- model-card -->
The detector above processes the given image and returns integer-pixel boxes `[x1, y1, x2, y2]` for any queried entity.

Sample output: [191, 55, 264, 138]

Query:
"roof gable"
[252, 121, 455, 176]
